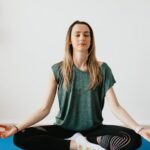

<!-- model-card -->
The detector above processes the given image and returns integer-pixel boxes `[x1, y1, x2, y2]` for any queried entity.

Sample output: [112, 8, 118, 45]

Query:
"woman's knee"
[109, 130, 142, 150]
[131, 132, 142, 148]
[13, 130, 26, 148]
[124, 130, 142, 149]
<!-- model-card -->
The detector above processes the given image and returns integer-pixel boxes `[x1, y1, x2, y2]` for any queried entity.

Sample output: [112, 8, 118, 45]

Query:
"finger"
[0, 125, 7, 128]
[0, 134, 6, 139]
[0, 124, 10, 130]
[147, 138, 150, 142]
[144, 136, 150, 142]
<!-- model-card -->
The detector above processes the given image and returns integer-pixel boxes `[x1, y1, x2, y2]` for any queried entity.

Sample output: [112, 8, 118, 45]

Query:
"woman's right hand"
[0, 124, 18, 139]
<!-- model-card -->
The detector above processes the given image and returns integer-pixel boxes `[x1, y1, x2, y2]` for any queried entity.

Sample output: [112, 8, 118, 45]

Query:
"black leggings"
[13, 124, 142, 150]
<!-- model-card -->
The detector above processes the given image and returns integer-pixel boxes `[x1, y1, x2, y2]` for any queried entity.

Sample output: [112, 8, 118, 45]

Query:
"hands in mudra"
[139, 128, 150, 142]
[0, 124, 19, 139]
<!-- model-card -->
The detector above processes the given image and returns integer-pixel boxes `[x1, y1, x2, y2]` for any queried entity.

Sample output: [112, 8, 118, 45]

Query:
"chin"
[77, 48, 88, 52]
[77, 46, 89, 51]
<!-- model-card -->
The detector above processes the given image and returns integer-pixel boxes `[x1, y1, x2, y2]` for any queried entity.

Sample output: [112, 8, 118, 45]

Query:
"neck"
[73, 51, 88, 68]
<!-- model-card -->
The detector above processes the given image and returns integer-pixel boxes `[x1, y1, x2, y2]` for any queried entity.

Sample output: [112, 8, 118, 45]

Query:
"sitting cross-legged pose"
[0, 20, 150, 150]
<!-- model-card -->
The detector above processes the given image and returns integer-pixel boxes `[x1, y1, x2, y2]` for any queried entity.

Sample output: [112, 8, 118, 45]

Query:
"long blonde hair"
[60, 20, 103, 90]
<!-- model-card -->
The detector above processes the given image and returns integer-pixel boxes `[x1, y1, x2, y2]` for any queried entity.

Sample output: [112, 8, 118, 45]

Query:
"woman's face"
[70, 24, 91, 52]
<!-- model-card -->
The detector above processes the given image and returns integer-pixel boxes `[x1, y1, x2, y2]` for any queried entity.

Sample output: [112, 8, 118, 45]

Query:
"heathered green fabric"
[51, 62, 116, 131]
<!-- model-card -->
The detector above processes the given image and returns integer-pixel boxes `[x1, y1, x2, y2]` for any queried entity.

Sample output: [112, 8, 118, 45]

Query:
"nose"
[79, 34, 85, 41]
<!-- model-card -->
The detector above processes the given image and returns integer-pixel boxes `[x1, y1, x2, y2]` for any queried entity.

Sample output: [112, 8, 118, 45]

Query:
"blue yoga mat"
[0, 136, 20, 150]
[0, 136, 150, 150]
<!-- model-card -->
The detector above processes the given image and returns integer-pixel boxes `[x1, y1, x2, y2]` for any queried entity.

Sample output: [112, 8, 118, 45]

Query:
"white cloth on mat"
[65, 132, 104, 150]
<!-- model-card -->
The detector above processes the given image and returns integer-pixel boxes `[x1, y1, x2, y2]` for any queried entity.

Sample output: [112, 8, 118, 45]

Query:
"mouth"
[79, 43, 86, 46]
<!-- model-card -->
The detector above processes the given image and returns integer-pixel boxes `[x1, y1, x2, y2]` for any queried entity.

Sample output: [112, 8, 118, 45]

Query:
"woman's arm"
[0, 68, 57, 138]
[106, 87, 150, 142]
[15, 68, 57, 131]
[106, 87, 141, 131]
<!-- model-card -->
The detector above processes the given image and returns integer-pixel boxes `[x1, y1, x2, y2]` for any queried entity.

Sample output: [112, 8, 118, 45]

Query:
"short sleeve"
[51, 62, 61, 83]
[102, 63, 116, 95]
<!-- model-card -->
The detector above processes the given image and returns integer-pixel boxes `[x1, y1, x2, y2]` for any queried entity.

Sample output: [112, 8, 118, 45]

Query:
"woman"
[0, 20, 150, 150]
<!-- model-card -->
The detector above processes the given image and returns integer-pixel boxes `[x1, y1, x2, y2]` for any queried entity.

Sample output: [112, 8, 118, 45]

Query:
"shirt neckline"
[73, 62, 105, 73]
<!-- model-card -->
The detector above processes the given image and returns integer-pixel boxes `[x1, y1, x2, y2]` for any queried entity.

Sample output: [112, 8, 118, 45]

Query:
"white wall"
[0, 0, 150, 126]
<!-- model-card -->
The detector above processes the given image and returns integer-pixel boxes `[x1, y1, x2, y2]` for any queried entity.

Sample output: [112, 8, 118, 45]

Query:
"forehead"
[72, 24, 90, 33]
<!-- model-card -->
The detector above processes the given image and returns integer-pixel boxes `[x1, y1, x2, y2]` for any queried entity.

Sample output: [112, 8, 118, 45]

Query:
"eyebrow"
[74, 31, 90, 34]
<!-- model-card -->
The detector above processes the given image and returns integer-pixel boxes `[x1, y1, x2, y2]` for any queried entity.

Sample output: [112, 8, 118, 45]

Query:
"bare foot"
[70, 140, 77, 150]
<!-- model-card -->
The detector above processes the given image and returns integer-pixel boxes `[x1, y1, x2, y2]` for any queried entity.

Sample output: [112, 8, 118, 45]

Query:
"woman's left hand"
[139, 128, 150, 142]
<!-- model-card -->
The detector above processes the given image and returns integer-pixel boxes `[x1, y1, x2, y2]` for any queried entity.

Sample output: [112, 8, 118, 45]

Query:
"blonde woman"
[0, 20, 150, 150]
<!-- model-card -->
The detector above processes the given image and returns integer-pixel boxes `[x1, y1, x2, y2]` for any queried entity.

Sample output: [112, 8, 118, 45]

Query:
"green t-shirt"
[51, 62, 116, 131]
